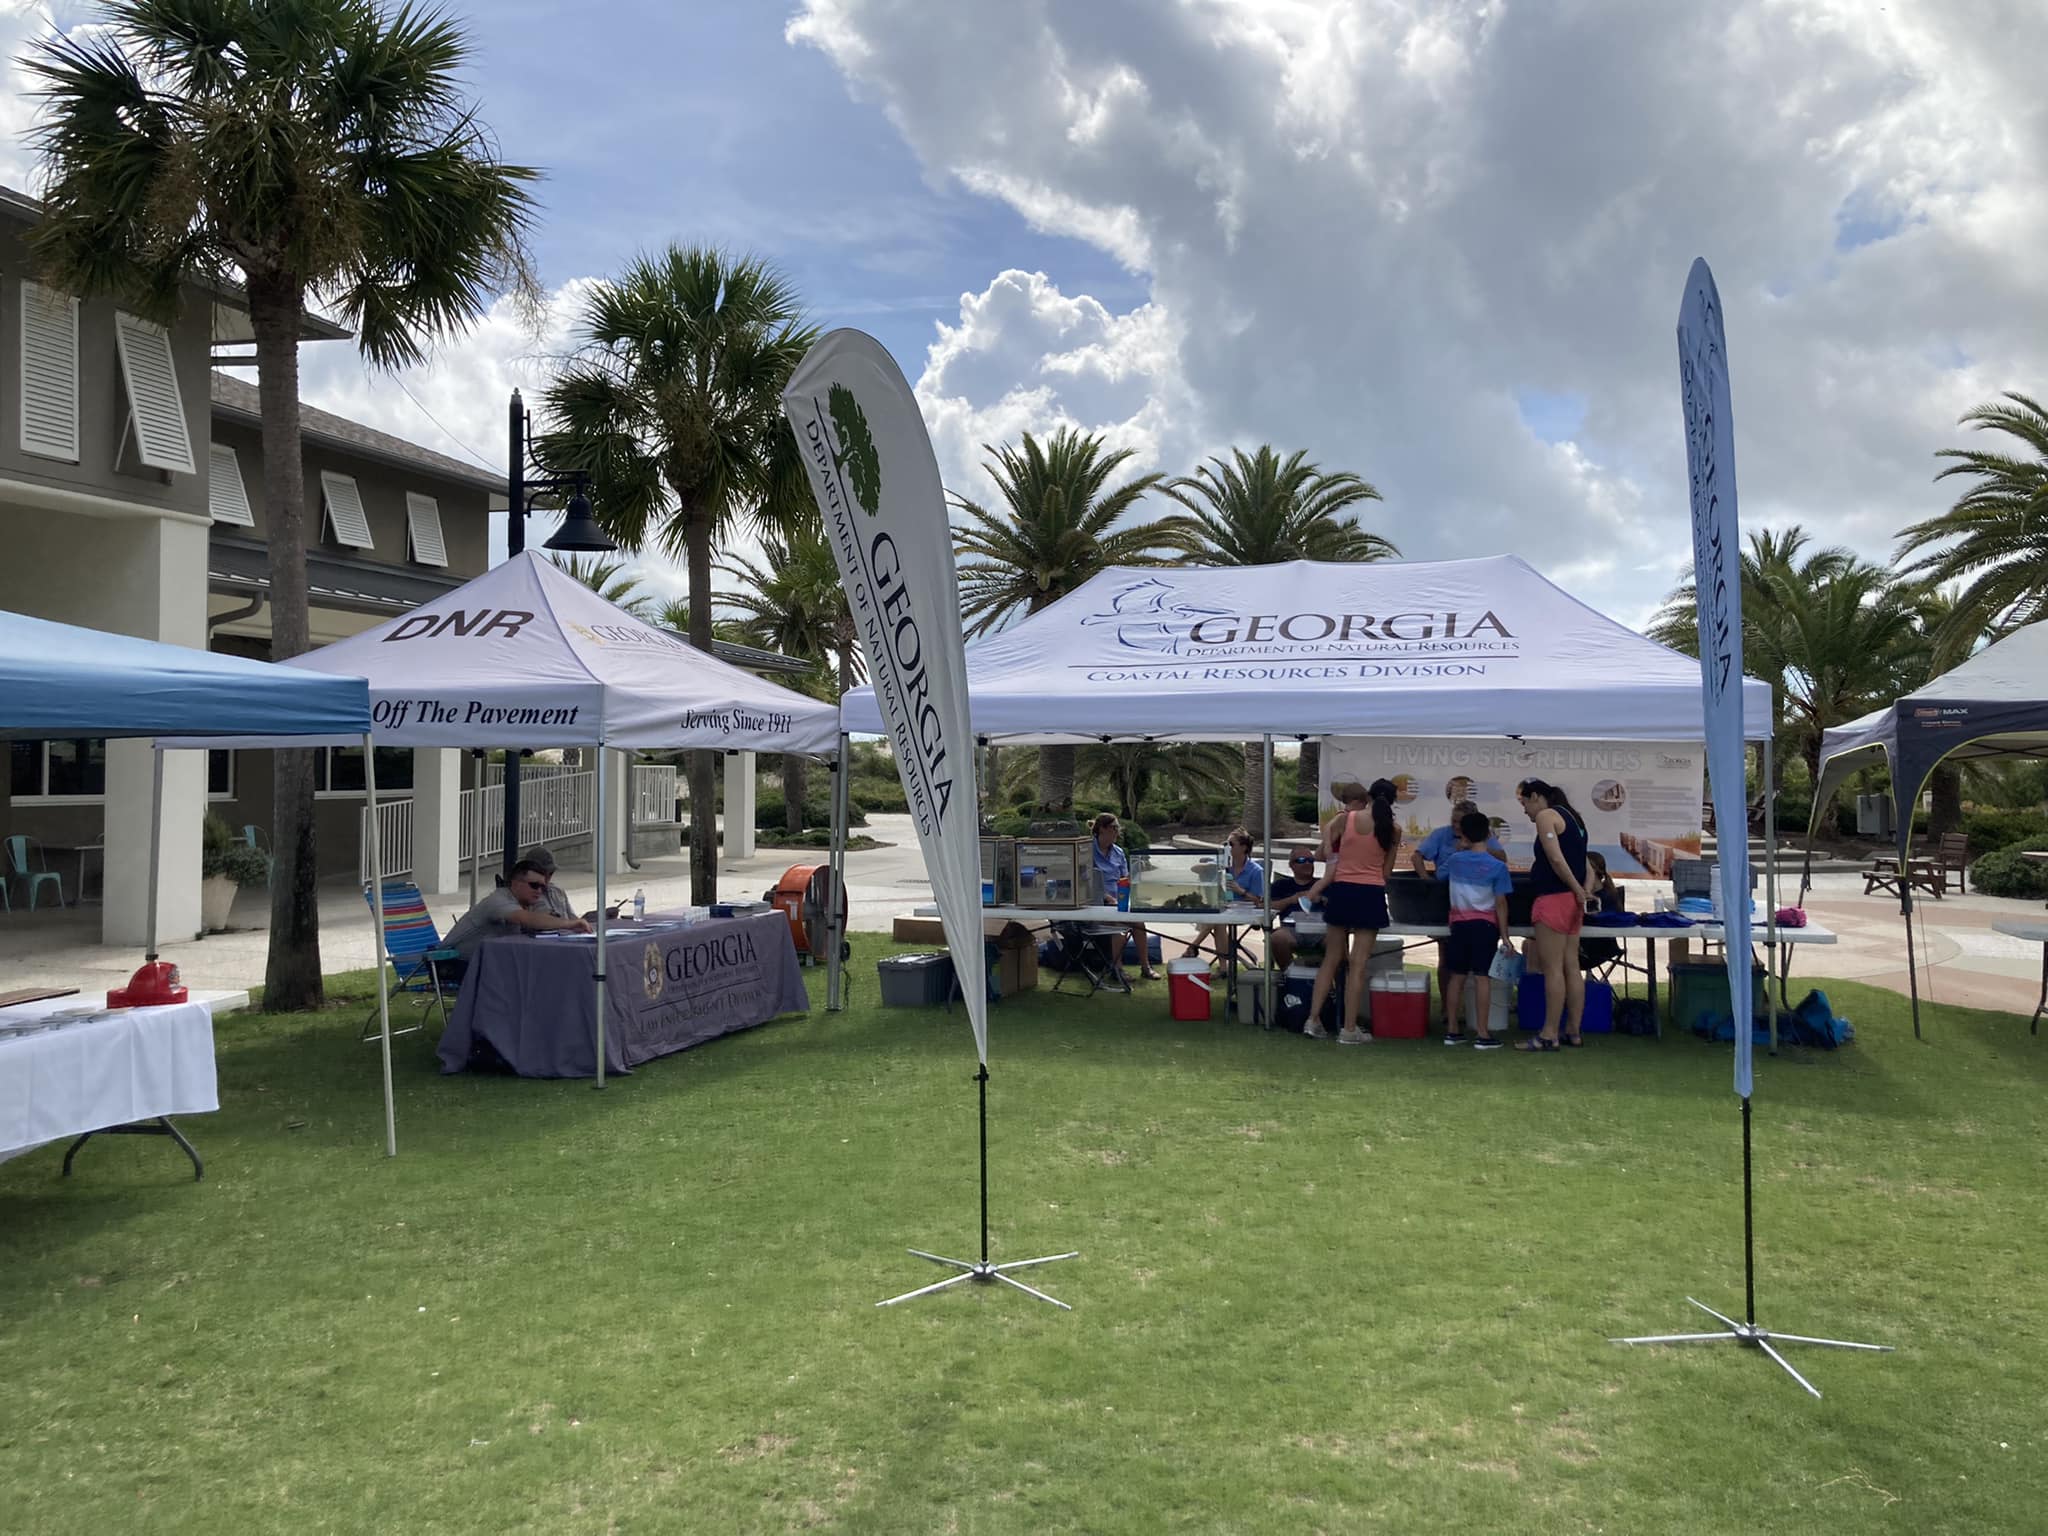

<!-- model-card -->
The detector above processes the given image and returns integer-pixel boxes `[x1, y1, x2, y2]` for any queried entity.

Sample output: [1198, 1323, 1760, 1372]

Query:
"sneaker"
[1441, 1032, 1468, 1046]
[1471, 1035, 1504, 1050]
[1337, 1027, 1371, 1045]
[1303, 1021, 1331, 1039]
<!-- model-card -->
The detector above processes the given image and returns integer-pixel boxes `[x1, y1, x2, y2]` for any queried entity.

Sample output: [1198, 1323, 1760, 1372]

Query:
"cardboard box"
[892, 914, 947, 944]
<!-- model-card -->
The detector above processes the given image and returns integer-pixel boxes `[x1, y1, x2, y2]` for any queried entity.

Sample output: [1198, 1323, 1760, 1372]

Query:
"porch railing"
[361, 764, 679, 883]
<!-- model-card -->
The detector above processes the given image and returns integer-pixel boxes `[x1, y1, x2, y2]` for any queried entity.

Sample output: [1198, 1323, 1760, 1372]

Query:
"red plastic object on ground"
[109, 960, 188, 1008]
[1167, 957, 1213, 1020]
[1369, 976, 1429, 1038]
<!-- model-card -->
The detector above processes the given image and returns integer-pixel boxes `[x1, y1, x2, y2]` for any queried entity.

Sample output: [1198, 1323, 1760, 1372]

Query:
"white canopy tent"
[844, 554, 1777, 1026]
[181, 551, 845, 1098]
[842, 555, 1773, 742]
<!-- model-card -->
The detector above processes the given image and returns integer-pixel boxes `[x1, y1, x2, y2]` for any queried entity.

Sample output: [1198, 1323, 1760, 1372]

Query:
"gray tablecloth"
[438, 912, 808, 1077]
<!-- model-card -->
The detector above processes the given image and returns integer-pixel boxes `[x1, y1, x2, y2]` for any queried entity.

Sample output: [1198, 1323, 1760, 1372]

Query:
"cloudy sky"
[3, 0, 2043, 627]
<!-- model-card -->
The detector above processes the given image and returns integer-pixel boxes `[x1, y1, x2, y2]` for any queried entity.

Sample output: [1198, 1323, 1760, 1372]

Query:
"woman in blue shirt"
[1091, 813, 1158, 981]
[1185, 827, 1265, 967]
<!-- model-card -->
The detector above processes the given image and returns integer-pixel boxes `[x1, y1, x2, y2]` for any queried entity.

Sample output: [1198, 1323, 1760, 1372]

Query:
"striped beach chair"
[362, 882, 460, 1041]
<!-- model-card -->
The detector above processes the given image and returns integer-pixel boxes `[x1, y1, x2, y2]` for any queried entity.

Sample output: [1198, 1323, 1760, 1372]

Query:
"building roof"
[211, 371, 505, 497]
[0, 184, 353, 344]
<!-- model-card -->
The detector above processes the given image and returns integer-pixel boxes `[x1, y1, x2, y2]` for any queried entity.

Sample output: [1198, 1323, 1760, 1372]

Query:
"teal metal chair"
[241, 825, 275, 885]
[5, 835, 64, 910]
[362, 881, 461, 1041]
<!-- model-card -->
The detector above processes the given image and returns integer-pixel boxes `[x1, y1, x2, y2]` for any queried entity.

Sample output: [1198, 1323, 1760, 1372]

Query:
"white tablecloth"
[0, 997, 220, 1161]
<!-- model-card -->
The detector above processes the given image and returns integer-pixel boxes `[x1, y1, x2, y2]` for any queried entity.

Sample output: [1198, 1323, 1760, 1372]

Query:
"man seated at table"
[441, 859, 591, 984]
[519, 845, 580, 920]
[1266, 849, 1324, 968]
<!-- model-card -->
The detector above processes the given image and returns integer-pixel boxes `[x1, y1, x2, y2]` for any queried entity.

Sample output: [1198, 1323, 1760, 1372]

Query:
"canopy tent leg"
[1764, 740, 1780, 1053]
[145, 747, 165, 961]
[594, 743, 609, 1089]
[1262, 735, 1275, 1028]
[827, 734, 850, 1012]
[468, 750, 484, 910]
[1904, 886, 1922, 1041]
[364, 734, 396, 1158]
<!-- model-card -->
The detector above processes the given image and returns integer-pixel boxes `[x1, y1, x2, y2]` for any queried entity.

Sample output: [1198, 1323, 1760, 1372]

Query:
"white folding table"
[0, 995, 226, 1179]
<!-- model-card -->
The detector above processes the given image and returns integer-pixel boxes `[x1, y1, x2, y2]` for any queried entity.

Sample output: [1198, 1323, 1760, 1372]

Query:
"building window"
[207, 442, 256, 526]
[10, 739, 107, 800]
[207, 749, 235, 800]
[405, 491, 448, 567]
[20, 280, 80, 462]
[316, 745, 413, 796]
[320, 470, 374, 549]
[113, 311, 196, 474]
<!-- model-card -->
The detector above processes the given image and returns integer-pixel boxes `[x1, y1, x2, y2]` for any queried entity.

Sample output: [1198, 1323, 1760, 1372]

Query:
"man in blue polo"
[1410, 800, 1506, 1028]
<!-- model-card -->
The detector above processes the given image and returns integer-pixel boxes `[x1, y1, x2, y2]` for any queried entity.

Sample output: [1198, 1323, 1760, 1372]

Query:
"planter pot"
[201, 874, 237, 933]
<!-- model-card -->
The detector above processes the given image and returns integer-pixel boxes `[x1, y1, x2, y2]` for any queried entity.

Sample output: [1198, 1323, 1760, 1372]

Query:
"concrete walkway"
[2, 816, 2041, 1021]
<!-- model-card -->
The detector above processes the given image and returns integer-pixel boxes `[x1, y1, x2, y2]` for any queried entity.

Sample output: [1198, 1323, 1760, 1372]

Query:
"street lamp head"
[541, 475, 616, 553]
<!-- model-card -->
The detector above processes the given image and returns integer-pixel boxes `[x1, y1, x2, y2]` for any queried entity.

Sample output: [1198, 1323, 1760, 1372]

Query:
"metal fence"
[361, 763, 679, 883]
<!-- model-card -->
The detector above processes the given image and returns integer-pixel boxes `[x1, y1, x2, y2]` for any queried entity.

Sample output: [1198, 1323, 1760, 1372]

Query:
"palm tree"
[550, 554, 653, 620]
[543, 247, 818, 904]
[952, 427, 1185, 809]
[720, 523, 859, 834]
[26, 0, 537, 1010]
[1075, 742, 1241, 822]
[1897, 392, 2048, 646]
[1161, 446, 1396, 829]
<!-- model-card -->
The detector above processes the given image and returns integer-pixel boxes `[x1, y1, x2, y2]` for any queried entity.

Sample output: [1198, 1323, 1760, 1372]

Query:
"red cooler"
[1167, 957, 1213, 1020]
[1369, 974, 1429, 1039]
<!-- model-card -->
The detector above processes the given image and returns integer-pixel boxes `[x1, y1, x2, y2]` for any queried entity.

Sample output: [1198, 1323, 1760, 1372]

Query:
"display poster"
[1317, 736, 1704, 877]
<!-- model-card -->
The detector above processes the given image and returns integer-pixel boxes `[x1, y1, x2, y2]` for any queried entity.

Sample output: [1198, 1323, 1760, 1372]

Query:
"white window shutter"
[207, 442, 256, 526]
[20, 281, 79, 462]
[321, 471, 374, 548]
[405, 491, 448, 567]
[114, 312, 196, 473]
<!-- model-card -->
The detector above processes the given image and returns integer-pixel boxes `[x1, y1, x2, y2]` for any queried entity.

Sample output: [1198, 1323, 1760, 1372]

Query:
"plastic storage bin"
[1670, 960, 1767, 1035]
[877, 952, 955, 1007]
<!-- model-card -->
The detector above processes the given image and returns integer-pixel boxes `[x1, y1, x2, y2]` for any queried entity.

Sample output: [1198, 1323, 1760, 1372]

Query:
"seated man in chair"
[442, 859, 591, 984]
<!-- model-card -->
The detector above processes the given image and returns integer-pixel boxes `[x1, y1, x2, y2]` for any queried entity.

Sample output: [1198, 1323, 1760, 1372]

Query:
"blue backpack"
[1789, 989, 1855, 1048]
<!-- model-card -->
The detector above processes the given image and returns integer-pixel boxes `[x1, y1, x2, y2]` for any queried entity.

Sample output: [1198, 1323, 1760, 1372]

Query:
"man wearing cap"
[1266, 849, 1324, 968]
[519, 845, 580, 921]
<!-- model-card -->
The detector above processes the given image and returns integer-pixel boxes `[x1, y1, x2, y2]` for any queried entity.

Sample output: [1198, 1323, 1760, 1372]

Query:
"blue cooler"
[1277, 962, 1342, 1033]
[1517, 975, 1615, 1033]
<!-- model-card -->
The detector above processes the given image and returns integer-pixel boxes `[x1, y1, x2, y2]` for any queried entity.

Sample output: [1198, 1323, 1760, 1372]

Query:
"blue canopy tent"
[0, 610, 401, 1154]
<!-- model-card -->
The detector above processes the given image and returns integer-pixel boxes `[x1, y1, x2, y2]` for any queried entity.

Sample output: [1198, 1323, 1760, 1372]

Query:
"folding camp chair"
[362, 881, 460, 1041]
[1051, 922, 1132, 997]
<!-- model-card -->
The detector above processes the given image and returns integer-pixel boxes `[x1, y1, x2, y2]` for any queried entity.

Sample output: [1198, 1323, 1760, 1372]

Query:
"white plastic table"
[1991, 920, 2048, 1034]
[0, 995, 225, 1177]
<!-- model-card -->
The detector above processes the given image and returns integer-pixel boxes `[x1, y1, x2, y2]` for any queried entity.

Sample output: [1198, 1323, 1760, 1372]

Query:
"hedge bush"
[1963, 808, 2048, 854]
[756, 792, 866, 831]
[850, 775, 909, 814]
[1967, 837, 2048, 900]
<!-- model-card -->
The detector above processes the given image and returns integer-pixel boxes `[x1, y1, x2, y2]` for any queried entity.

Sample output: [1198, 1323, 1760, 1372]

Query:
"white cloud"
[793, 0, 2048, 627]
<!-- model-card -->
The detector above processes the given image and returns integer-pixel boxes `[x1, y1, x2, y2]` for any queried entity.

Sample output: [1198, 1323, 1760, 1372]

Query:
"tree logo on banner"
[828, 384, 882, 515]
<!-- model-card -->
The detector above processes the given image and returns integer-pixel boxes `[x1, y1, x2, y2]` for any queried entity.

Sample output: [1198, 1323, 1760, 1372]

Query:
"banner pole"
[977, 1064, 990, 1267]
[1262, 735, 1275, 1028]
[1742, 1093, 1756, 1326]
[593, 742, 608, 1090]
[1764, 736, 1780, 1052]
[827, 733, 849, 1011]
[365, 734, 396, 1159]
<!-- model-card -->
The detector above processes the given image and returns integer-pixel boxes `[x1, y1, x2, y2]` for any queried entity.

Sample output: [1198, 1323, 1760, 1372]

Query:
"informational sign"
[1318, 736, 1704, 877]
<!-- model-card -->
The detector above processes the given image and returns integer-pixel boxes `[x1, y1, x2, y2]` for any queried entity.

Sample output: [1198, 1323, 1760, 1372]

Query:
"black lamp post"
[503, 388, 616, 873]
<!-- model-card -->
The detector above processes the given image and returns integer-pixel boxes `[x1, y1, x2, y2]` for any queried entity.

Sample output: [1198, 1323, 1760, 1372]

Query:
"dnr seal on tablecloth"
[642, 940, 664, 1001]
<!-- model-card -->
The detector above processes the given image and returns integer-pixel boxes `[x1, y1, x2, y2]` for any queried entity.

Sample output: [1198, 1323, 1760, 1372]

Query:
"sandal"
[1562, 1033, 1585, 1048]
[1515, 1036, 1560, 1052]
[1139, 968, 1160, 982]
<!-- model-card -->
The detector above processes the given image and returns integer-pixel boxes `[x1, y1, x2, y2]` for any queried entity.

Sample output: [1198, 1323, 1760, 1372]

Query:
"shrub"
[755, 792, 866, 831]
[990, 813, 1032, 838]
[202, 814, 269, 887]
[1118, 823, 1150, 855]
[850, 773, 908, 813]
[1963, 807, 2048, 854]
[1290, 793, 1320, 823]
[1968, 837, 2048, 900]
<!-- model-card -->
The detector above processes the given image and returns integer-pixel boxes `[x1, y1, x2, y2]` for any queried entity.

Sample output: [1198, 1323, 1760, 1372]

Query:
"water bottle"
[1117, 876, 1131, 913]
[633, 887, 646, 922]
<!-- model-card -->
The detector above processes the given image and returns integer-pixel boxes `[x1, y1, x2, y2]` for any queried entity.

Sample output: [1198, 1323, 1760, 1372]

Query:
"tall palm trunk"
[1928, 765, 1963, 839]
[1243, 740, 1267, 835]
[684, 507, 720, 904]
[784, 754, 807, 835]
[1296, 739, 1320, 802]
[1037, 745, 1075, 813]
[250, 274, 323, 1010]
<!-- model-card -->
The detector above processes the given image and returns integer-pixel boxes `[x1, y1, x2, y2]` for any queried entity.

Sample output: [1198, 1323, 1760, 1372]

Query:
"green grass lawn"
[4, 941, 2046, 1533]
